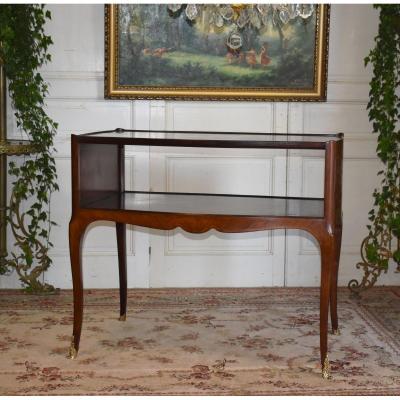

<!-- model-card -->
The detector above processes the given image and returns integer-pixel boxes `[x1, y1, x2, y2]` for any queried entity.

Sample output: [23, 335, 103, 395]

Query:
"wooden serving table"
[68, 128, 343, 379]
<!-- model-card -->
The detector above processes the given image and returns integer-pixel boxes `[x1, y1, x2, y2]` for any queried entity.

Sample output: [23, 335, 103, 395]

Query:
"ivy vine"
[364, 5, 400, 269]
[0, 5, 58, 292]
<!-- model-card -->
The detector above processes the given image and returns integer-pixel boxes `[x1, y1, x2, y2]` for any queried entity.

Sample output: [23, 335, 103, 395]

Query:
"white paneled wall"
[2, 4, 400, 289]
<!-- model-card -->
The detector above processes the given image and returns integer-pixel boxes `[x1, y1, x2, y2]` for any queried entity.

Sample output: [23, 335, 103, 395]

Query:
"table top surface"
[80, 191, 324, 219]
[75, 129, 343, 150]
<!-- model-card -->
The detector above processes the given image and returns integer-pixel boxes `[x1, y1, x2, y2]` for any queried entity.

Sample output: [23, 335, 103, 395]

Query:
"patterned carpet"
[0, 286, 399, 395]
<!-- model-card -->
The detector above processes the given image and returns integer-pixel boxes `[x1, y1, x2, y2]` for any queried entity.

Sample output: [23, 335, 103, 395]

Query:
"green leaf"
[361, 3, 400, 277]
[0, 4, 58, 287]
[365, 243, 379, 264]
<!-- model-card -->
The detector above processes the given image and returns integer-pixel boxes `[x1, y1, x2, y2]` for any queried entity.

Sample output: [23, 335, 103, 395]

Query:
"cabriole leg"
[68, 216, 89, 359]
[116, 222, 127, 321]
[330, 226, 342, 335]
[320, 236, 335, 379]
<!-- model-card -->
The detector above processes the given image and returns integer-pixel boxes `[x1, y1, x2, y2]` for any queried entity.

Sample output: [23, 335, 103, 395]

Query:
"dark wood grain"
[80, 191, 325, 219]
[116, 144, 127, 319]
[68, 130, 344, 378]
[77, 129, 343, 150]
[116, 222, 127, 320]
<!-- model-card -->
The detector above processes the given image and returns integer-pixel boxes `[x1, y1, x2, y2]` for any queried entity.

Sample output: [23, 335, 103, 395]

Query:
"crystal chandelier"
[167, 4, 315, 50]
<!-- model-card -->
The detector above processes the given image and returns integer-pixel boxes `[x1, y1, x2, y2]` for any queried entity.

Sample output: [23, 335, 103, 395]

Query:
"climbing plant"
[0, 5, 58, 292]
[349, 4, 400, 293]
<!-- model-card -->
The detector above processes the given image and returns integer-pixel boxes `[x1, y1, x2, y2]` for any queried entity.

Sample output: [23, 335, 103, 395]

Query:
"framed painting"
[105, 4, 330, 101]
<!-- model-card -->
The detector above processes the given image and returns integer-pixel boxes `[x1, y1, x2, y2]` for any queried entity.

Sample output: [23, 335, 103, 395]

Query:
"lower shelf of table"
[80, 191, 324, 218]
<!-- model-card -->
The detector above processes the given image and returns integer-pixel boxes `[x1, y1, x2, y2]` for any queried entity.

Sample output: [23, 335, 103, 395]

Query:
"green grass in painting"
[121, 48, 311, 88]
[148, 51, 277, 79]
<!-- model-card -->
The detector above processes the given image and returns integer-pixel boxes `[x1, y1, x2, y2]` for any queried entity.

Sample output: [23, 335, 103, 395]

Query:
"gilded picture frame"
[105, 4, 330, 101]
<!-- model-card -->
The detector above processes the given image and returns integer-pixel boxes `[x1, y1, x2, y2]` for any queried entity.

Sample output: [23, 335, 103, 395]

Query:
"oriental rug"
[0, 286, 399, 395]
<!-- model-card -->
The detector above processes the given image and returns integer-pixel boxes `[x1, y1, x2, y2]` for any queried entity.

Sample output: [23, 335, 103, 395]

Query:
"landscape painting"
[105, 4, 329, 101]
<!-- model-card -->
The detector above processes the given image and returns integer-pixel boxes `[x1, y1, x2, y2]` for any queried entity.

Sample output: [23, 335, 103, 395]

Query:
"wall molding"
[164, 154, 275, 255]
[165, 155, 275, 194]
[42, 71, 104, 80]
[41, 71, 371, 85]
[40, 71, 371, 104]
[165, 230, 274, 256]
